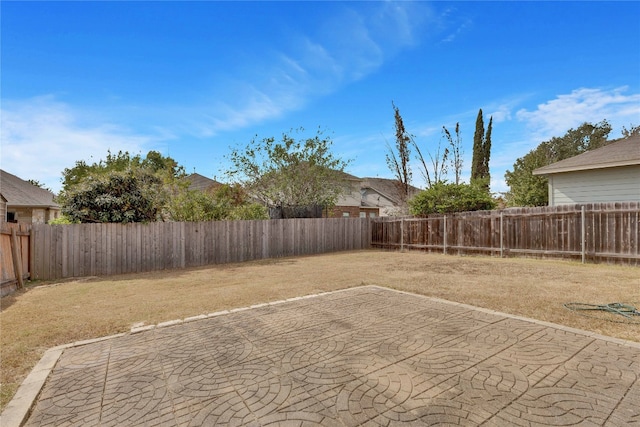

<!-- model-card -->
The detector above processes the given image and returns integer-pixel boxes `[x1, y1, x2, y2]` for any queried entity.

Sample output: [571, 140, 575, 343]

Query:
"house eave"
[533, 160, 640, 176]
[6, 203, 60, 209]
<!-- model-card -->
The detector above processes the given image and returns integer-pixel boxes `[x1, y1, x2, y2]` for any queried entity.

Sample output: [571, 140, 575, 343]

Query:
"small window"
[359, 212, 366, 218]
[369, 212, 377, 218]
[342, 212, 350, 217]
[7, 212, 17, 223]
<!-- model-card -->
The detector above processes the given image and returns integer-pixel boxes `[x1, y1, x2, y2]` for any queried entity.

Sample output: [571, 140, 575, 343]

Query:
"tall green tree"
[62, 170, 160, 223]
[386, 102, 413, 203]
[226, 127, 350, 211]
[503, 147, 550, 207]
[59, 150, 187, 222]
[483, 116, 492, 189]
[471, 109, 485, 182]
[60, 150, 184, 195]
[471, 109, 492, 191]
[504, 120, 613, 206]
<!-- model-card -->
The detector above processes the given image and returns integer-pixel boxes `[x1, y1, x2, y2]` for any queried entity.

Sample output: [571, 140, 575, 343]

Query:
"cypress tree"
[481, 116, 493, 191]
[471, 109, 484, 182]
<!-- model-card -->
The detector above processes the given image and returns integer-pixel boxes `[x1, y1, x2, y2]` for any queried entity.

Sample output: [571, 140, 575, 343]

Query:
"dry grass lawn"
[1, 250, 639, 411]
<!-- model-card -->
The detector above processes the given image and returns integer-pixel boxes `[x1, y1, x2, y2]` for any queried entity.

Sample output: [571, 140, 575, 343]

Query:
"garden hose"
[564, 302, 640, 324]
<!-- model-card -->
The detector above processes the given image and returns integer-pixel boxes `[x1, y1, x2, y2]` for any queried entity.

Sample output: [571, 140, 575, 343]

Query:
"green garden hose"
[564, 302, 640, 323]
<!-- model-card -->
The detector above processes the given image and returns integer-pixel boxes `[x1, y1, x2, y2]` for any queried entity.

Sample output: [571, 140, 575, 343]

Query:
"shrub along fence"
[30, 218, 371, 281]
[371, 202, 639, 265]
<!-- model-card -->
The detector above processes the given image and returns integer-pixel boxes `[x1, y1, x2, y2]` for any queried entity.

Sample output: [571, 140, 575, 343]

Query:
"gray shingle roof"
[186, 173, 222, 191]
[533, 135, 640, 175]
[360, 177, 421, 205]
[0, 170, 59, 207]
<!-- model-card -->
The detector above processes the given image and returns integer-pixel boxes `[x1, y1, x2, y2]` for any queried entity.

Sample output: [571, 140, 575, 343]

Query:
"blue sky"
[2, 1, 639, 195]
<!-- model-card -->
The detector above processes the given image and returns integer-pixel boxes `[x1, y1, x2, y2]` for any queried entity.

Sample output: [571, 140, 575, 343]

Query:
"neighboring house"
[327, 173, 421, 218]
[186, 173, 222, 192]
[0, 170, 61, 224]
[533, 135, 640, 206]
[0, 194, 7, 223]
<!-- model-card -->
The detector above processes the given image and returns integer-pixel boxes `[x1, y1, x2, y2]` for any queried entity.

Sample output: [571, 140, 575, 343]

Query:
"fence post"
[581, 206, 586, 264]
[400, 218, 404, 252]
[443, 215, 447, 255]
[10, 228, 24, 289]
[500, 212, 504, 258]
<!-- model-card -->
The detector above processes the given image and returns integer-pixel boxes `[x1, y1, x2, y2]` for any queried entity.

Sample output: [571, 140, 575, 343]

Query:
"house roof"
[334, 173, 422, 208]
[187, 173, 222, 191]
[0, 170, 60, 208]
[533, 135, 640, 175]
[360, 177, 421, 205]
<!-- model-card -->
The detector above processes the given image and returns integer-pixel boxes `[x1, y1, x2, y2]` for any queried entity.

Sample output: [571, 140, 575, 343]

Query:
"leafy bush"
[229, 203, 269, 220]
[409, 182, 495, 216]
[48, 215, 77, 225]
[166, 183, 269, 221]
[166, 189, 222, 222]
[62, 171, 159, 223]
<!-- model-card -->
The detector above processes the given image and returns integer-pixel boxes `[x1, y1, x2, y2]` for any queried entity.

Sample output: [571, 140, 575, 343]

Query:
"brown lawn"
[1, 250, 639, 411]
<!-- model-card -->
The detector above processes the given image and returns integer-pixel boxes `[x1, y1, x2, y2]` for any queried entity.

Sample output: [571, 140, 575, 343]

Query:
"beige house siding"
[9, 207, 59, 224]
[328, 176, 420, 218]
[548, 165, 640, 206]
[0, 198, 6, 223]
[12, 208, 32, 224]
[327, 206, 378, 218]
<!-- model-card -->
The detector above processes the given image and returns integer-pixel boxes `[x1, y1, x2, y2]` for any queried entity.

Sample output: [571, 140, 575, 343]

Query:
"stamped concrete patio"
[12, 286, 640, 426]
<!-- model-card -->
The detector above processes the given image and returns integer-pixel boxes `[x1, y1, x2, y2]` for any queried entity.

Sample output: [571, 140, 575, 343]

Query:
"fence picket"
[3, 204, 638, 286]
[371, 203, 639, 265]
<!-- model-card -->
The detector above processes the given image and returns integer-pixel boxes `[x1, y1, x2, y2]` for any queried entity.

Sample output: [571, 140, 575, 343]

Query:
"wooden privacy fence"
[0, 223, 31, 296]
[30, 218, 371, 281]
[371, 202, 640, 265]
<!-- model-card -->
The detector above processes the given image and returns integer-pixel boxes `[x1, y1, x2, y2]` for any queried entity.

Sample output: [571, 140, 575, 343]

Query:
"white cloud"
[0, 96, 164, 193]
[486, 87, 640, 194]
[516, 87, 640, 141]
[201, 2, 433, 136]
[441, 19, 471, 43]
[436, 6, 472, 44]
[487, 104, 513, 123]
[205, 89, 292, 135]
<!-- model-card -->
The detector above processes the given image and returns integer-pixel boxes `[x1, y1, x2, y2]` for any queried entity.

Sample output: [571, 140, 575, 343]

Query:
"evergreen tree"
[471, 109, 484, 182]
[481, 116, 493, 191]
[471, 109, 492, 191]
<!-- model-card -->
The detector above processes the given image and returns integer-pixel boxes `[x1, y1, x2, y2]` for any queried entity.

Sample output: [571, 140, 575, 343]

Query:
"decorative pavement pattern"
[18, 286, 640, 426]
